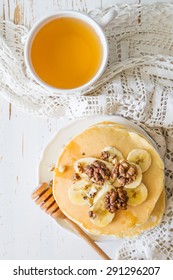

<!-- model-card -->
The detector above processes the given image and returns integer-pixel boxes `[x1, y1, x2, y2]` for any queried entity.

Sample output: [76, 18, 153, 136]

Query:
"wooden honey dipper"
[32, 182, 111, 260]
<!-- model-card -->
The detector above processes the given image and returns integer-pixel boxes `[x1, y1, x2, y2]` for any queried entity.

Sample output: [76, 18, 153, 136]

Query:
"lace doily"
[0, 3, 173, 259]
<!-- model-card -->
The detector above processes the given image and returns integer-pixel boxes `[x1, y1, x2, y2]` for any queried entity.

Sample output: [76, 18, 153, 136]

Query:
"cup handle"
[99, 8, 118, 28]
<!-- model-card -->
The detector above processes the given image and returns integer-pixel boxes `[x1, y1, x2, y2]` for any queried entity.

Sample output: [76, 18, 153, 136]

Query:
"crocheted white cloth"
[0, 3, 173, 259]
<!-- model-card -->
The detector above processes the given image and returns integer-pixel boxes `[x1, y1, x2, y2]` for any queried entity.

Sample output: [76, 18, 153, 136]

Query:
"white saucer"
[38, 116, 157, 242]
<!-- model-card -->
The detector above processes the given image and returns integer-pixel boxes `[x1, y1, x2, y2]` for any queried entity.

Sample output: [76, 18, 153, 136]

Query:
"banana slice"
[124, 163, 142, 189]
[127, 149, 152, 173]
[68, 180, 91, 206]
[74, 157, 113, 179]
[101, 146, 124, 163]
[89, 183, 115, 227]
[126, 183, 148, 206]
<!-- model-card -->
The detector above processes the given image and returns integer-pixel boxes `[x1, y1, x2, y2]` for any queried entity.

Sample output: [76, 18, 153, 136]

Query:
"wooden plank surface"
[0, 0, 167, 259]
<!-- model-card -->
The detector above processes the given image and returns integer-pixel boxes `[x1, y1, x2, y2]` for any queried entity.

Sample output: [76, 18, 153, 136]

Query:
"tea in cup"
[25, 10, 117, 94]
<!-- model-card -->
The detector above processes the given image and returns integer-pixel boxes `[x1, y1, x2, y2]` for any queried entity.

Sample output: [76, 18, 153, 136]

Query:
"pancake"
[121, 190, 165, 238]
[53, 122, 164, 237]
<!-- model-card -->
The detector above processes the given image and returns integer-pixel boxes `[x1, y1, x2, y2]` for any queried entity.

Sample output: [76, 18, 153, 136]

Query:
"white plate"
[38, 116, 157, 242]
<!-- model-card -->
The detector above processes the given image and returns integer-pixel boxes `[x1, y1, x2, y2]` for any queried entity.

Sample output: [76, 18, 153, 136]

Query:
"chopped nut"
[84, 160, 111, 185]
[121, 160, 129, 170]
[112, 161, 137, 186]
[111, 163, 119, 179]
[101, 151, 110, 160]
[99, 168, 110, 180]
[119, 164, 125, 174]
[84, 165, 94, 179]
[88, 210, 93, 217]
[93, 160, 106, 169]
[49, 165, 55, 172]
[88, 210, 96, 219]
[77, 163, 84, 173]
[112, 156, 118, 164]
[117, 176, 126, 186]
[73, 173, 81, 180]
[112, 163, 119, 173]
[127, 165, 137, 175]
[104, 188, 128, 213]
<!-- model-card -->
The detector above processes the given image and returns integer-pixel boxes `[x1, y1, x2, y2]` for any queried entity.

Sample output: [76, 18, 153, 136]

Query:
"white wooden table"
[0, 0, 170, 260]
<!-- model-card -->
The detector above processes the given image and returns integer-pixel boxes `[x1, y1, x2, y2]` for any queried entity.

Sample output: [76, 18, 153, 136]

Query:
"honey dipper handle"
[64, 216, 111, 260]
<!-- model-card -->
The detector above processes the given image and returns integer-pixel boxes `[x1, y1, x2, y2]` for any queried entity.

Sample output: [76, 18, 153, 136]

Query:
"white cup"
[24, 9, 117, 95]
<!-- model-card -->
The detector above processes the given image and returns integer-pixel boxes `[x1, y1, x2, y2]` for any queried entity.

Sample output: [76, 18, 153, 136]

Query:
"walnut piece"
[73, 173, 81, 180]
[112, 160, 137, 186]
[84, 160, 111, 185]
[101, 151, 110, 160]
[104, 187, 128, 213]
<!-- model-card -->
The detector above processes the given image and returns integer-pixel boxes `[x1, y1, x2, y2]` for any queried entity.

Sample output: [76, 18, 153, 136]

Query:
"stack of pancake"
[53, 122, 165, 238]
